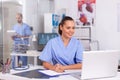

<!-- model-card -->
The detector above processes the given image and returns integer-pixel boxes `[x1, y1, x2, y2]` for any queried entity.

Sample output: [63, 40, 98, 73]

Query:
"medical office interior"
[0, 0, 120, 78]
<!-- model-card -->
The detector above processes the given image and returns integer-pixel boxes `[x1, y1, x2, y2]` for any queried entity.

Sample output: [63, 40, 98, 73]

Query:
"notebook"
[80, 50, 120, 80]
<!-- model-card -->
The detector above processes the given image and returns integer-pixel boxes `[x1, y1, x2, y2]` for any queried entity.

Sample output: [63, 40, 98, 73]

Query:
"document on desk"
[38, 69, 81, 76]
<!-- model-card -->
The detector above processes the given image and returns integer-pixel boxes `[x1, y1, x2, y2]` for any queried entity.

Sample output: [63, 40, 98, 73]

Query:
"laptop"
[80, 50, 120, 80]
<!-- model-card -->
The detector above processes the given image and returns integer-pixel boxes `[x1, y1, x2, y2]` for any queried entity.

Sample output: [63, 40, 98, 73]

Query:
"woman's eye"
[73, 27, 75, 29]
[66, 27, 70, 29]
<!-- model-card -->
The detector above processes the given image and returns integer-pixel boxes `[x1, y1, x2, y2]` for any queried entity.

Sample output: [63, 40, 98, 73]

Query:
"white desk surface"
[0, 66, 120, 80]
[10, 50, 41, 66]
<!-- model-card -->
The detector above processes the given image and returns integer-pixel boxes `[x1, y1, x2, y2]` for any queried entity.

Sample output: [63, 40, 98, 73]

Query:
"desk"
[10, 50, 40, 66]
[0, 66, 120, 80]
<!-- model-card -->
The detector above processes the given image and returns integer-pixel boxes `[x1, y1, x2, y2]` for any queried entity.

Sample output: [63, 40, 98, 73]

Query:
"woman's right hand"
[43, 61, 65, 73]
[54, 64, 65, 73]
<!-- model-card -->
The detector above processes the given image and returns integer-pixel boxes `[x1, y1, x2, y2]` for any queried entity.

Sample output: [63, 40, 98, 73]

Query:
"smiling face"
[60, 20, 75, 39]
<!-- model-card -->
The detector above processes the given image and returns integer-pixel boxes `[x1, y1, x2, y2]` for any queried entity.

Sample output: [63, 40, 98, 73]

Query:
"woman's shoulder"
[71, 37, 82, 44]
[71, 37, 79, 41]
[49, 36, 59, 42]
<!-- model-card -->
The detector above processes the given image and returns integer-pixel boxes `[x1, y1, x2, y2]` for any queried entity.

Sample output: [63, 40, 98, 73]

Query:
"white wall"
[22, 0, 40, 33]
[55, 0, 120, 50]
[54, 0, 77, 20]
[96, 0, 120, 50]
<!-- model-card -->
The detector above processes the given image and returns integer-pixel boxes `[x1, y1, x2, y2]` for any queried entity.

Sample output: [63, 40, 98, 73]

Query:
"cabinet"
[73, 27, 91, 51]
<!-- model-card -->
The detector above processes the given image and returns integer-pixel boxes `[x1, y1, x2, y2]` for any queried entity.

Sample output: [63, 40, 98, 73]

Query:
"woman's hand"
[43, 61, 82, 73]
[43, 62, 64, 73]
[54, 64, 65, 73]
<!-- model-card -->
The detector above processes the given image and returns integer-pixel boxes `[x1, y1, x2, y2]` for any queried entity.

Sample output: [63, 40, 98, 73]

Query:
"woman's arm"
[62, 63, 82, 70]
[42, 61, 55, 70]
[42, 61, 82, 72]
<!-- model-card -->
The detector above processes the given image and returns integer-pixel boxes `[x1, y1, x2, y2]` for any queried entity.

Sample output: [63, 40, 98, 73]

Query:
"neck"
[18, 22, 23, 25]
[61, 36, 70, 47]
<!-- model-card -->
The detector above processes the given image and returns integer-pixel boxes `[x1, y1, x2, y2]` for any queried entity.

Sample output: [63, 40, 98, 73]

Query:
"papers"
[39, 70, 65, 76]
[7, 30, 16, 33]
[7, 30, 16, 36]
[38, 69, 81, 76]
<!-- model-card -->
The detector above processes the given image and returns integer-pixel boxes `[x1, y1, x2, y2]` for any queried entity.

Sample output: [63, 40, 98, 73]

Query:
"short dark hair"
[58, 16, 74, 35]
[16, 13, 23, 18]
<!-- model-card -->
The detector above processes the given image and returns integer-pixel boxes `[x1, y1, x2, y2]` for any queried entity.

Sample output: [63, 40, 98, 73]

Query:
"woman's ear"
[60, 25, 63, 31]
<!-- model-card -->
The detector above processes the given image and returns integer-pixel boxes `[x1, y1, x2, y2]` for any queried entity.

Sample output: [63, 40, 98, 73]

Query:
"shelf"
[74, 27, 91, 51]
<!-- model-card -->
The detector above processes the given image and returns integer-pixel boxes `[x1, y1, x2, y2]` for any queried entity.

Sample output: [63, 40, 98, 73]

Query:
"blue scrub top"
[13, 23, 32, 45]
[12, 23, 32, 67]
[39, 36, 84, 65]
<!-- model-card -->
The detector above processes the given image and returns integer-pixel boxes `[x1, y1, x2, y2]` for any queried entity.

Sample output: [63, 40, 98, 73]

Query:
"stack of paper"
[38, 69, 81, 76]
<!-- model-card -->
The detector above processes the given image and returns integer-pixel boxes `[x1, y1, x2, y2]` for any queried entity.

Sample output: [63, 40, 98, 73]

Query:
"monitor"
[37, 33, 58, 51]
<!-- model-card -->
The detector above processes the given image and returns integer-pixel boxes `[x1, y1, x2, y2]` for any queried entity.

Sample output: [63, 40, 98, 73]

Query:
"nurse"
[12, 13, 32, 67]
[39, 16, 84, 72]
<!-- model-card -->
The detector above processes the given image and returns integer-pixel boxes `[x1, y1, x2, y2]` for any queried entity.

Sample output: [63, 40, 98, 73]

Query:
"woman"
[39, 16, 84, 72]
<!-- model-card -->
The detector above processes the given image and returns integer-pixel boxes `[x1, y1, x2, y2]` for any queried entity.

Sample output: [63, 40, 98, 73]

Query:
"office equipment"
[37, 33, 58, 51]
[13, 69, 50, 79]
[80, 50, 120, 80]
[1, 58, 11, 73]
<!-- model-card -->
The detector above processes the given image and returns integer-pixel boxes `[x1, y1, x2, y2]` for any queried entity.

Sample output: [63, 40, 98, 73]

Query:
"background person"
[11, 13, 32, 68]
[39, 16, 84, 72]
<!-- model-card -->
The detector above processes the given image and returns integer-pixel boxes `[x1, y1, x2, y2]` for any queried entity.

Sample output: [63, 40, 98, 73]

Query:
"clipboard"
[13, 69, 50, 79]
[7, 30, 16, 36]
